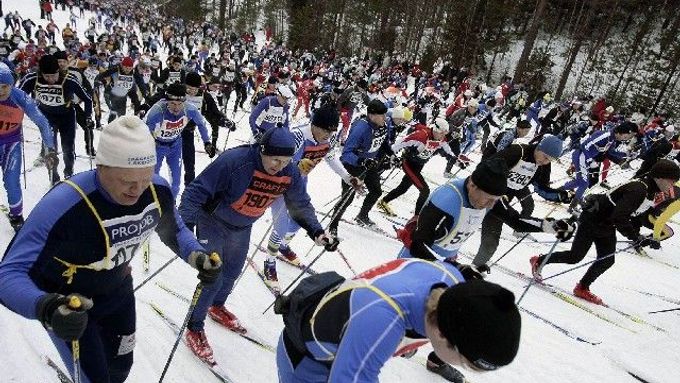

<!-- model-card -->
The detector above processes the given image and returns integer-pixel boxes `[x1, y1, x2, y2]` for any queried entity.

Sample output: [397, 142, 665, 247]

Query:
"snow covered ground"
[2, 3, 680, 383]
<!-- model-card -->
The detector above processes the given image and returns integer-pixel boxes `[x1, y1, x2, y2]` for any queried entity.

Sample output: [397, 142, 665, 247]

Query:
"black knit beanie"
[650, 159, 680, 180]
[311, 106, 340, 131]
[470, 158, 508, 196]
[437, 280, 522, 370]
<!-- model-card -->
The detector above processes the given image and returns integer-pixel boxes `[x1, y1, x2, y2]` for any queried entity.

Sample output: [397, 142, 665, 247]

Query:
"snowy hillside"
[1, 3, 680, 383]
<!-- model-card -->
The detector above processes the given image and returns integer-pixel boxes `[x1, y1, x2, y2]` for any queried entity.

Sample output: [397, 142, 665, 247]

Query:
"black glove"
[634, 235, 661, 250]
[557, 190, 574, 203]
[35, 293, 93, 341]
[44, 149, 59, 169]
[549, 218, 576, 242]
[360, 157, 379, 170]
[220, 117, 236, 131]
[315, 231, 340, 251]
[85, 118, 95, 130]
[383, 155, 401, 170]
[188, 251, 223, 284]
[445, 259, 488, 280]
[204, 142, 216, 158]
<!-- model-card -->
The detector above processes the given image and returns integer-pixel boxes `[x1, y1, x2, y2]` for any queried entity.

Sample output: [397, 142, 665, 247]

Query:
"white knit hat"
[95, 116, 157, 168]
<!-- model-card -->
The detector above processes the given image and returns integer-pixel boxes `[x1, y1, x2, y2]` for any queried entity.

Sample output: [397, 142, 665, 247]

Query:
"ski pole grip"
[68, 295, 82, 310]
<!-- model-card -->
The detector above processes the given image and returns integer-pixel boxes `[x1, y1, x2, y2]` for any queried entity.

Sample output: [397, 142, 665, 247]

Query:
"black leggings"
[382, 160, 429, 214]
[330, 164, 381, 228]
[539, 213, 617, 288]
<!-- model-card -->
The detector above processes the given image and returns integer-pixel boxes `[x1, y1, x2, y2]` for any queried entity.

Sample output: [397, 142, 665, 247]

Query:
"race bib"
[231, 170, 291, 217]
[223, 71, 235, 82]
[264, 106, 285, 124]
[156, 116, 188, 140]
[116, 74, 135, 91]
[302, 142, 331, 161]
[368, 125, 388, 152]
[437, 206, 485, 252]
[35, 83, 65, 106]
[0, 104, 24, 137]
[419, 140, 443, 159]
[507, 159, 537, 190]
[167, 71, 181, 84]
[89, 203, 160, 270]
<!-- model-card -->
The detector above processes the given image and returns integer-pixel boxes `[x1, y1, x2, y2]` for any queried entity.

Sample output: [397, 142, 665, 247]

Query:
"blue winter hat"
[259, 127, 296, 157]
[536, 134, 563, 159]
[0, 63, 14, 86]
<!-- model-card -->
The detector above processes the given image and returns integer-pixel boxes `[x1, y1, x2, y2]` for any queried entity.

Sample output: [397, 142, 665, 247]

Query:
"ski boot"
[573, 283, 604, 305]
[262, 259, 281, 293]
[208, 306, 247, 333]
[377, 199, 397, 217]
[185, 329, 216, 364]
[426, 358, 466, 383]
[529, 256, 543, 282]
[279, 247, 301, 266]
[354, 214, 376, 227]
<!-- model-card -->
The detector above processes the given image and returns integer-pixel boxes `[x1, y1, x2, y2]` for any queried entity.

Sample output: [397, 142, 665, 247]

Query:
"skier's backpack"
[274, 271, 346, 354]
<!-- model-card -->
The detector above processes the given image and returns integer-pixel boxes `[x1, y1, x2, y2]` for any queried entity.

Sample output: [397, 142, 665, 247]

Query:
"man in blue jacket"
[0, 62, 58, 231]
[329, 99, 394, 234]
[144, 82, 214, 198]
[276, 258, 522, 383]
[178, 126, 338, 363]
[249, 84, 294, 139]
[0, 116, 220, 383]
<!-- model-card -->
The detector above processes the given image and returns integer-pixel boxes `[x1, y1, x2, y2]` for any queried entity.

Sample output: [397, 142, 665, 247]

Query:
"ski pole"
[133, 256, 177, 293]
[142, 240, 151, 273]
[262, 247, 327, 314]
[540, 243, 638, 283]
[337, 248, 357, 276]
[21, 135, 27, 189]
[489, 233, 529, 268]
[517, 238, 560, 305]
[649, 307, 680, 314]
[222, 128, 232, 152]
[230, 202, 288, 295]
[68, 296, 83, 383]
[158, 281, 204, 383]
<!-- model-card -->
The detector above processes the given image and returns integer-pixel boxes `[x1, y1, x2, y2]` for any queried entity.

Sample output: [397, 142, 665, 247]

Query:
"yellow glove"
[298, 158, 316, 175]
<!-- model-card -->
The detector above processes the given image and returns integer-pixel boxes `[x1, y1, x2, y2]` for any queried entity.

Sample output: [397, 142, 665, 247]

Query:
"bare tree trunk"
[513, 0, 547, 82]
[662, 71, 680, 111]
[652, 44, 680, 115]
[555, 0, 589, 99]
[611, 7, 655, 99]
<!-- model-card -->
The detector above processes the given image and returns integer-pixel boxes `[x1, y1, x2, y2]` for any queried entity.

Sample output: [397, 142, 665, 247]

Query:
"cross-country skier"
[95, 56, 143, 123]
[328, 99, 395, 234]
[18, 54, 93, 184]
[249, 84, 294, 139]
[531, 159, 680, 305]
[263, 106, 363, 291]
[144, 82, 214, 198]
[377, 117, 454, 216]
[394, 157, 573, 381]
[177, 127, 338, 363]
[0, 116, 221, 383]
[0, 62, 57, 231]
[275, 258, 521, 383]
[560, 121, 637, 207]
[472, 135, 576, 269]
